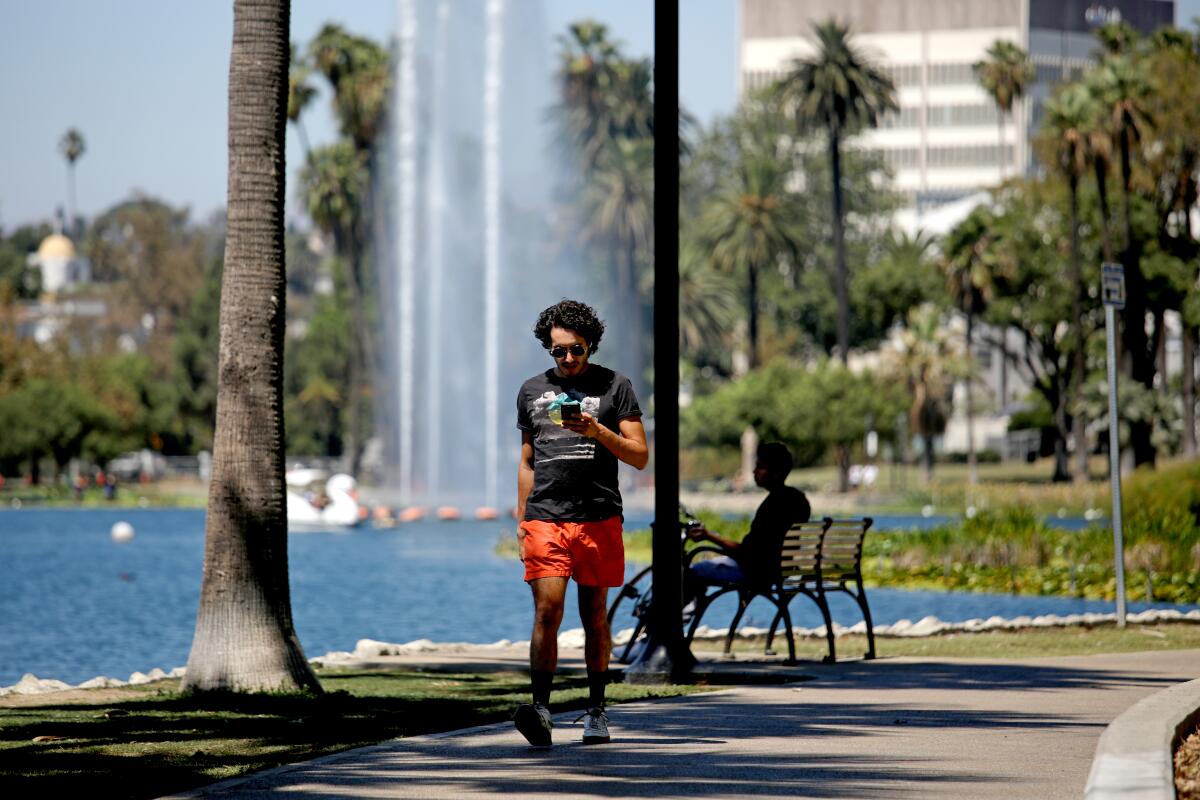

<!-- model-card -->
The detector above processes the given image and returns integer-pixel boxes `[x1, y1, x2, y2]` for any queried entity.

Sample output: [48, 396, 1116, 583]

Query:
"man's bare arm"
[515, 431, 535, 560]
[563, 413, 648, 470]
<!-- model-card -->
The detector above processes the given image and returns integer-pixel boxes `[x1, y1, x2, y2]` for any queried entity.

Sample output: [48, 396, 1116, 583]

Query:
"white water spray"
[483, 0, 504, 508]
[396, 0, 418, 505]
[423, 0, 450, 500]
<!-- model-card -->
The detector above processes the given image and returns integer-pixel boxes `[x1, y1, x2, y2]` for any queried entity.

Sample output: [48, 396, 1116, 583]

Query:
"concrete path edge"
[1084, 676, 1200, 799]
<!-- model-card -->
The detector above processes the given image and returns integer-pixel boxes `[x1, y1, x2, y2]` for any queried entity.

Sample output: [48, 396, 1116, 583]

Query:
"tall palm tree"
[308, 24, 390, 154]
[555, 21, 653, 174]
[183, 0, 320, 694]
[300, 141, 371, 474]
[301, 26, 390, 476]
[581, 137, 654, 374]
[287, 42, 317, 161]
[58, 128, 86, 236]
[1081, 68, 1116, 264]
[702, 151, 801, 370]
[887, 304, 964, 484]
[677, 238, 738, 358]
[973, 40, 1034, 181]
[775, 19, 897, 365]
[1093, 53, 1156, 466]
[1035, 84, 1095, 484]
[941, 206, 1003, 485]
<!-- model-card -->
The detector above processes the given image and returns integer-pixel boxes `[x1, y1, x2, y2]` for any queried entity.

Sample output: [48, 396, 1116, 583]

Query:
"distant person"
[685, 442, 811, 600]
[103, 474, 117, 502]
[513, 299, 648, 747]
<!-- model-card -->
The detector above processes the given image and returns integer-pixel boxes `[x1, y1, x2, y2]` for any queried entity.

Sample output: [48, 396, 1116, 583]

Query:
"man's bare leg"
[515, 577, 568, 746]
[529, 577, 568, 699]
[578, 584, 611, 707]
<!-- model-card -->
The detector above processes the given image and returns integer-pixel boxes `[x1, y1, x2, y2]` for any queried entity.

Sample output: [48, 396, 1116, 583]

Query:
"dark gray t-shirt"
[516, 365, 642, 521]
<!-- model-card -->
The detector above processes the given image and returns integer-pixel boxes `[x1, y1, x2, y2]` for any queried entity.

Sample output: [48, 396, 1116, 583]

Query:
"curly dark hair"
[532, 299, 605, 353]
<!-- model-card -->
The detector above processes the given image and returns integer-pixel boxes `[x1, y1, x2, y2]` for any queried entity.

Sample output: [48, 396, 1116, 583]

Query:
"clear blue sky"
[0, 0, 738, 230]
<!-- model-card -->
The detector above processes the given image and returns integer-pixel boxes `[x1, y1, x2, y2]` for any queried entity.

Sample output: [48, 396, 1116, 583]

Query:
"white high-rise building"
[739, 0, 1175, 213]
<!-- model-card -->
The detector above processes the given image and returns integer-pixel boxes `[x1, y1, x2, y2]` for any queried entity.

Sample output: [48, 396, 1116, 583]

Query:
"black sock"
[531, 670, 553, 706]
[587, 669, 607, 708]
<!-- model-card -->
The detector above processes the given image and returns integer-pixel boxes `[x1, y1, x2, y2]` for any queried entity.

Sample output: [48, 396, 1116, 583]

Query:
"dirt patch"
[1177, 726, 1200, 800]
[0, 682, 170, 708]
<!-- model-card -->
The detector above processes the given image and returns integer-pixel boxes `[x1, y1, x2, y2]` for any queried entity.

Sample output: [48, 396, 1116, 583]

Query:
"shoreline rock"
[6, 609, 1199, 699]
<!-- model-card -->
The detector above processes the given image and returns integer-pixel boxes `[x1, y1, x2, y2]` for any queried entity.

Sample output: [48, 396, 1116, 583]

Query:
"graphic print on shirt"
[530, 390, 601, 464]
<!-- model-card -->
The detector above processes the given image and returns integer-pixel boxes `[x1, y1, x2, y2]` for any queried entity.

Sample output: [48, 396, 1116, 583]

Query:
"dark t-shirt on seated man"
[736, 485, 812, 584]
[516, 365, 642, 521]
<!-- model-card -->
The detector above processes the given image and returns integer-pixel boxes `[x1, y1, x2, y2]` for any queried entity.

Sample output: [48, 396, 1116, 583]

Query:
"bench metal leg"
[851, 580, 876, 660]
[773, 599, 797, 664]
[722, 594, 752, 656]
[764, 608, 783, 656]
[814, 592, 837, 663]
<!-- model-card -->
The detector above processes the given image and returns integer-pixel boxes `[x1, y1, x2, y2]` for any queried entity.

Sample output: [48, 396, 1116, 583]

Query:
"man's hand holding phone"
[560, 403, 596, 437]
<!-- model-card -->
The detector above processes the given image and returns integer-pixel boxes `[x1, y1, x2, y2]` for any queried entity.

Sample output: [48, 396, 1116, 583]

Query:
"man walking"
[514, 299, 648, 747]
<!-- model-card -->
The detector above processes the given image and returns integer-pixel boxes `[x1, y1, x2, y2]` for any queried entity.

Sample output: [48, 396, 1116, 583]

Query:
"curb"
[1084, 676, 1200, 799]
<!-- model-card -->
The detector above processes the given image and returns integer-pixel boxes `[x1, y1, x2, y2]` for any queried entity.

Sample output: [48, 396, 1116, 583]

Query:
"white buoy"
[111, 521, 135, 542]
[921, 504, 935, 518]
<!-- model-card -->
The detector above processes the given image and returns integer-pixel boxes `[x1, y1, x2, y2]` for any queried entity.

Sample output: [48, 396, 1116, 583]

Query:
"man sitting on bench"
[685, 442, 812, 604]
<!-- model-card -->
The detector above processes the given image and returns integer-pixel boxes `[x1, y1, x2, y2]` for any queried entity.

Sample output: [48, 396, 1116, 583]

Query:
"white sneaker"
[514, 702, 553, 747]
[578, 706, 610, 745]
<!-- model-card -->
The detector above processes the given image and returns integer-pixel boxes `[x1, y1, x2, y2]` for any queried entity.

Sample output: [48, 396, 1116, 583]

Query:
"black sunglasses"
[549, 344, 587, 359]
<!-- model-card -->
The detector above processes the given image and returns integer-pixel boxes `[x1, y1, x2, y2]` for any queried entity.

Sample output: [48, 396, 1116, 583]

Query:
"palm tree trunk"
[1069, 175, 1087, 484]
[1094, 158, 1113, 262]
[1185, 326, 1197, 458]
[964, 294, 977, 486]
[184, 0, 321, 695]
[829, 123, 849, 365]
[747, 260, 759, 369]
[996, 115, 1005, 181]
[836, 443, 851, 493]
[922, 432, 935, 484]
[626, 240, 644, 385]
[67, 163, 77, 238]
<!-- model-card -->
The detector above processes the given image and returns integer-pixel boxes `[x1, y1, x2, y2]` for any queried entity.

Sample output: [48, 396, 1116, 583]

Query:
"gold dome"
[37, 233, 76, 260]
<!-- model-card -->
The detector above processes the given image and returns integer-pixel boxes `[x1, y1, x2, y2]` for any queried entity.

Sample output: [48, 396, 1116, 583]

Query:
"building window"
[929, 62, 976, 86]
[926, 144, 1014, 167]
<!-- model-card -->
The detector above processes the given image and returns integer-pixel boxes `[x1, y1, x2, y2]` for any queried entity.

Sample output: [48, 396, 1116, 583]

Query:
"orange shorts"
[519, 516, 625, 587]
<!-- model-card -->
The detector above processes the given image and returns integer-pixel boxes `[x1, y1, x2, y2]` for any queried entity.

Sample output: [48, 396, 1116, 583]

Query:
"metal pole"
[626, 0, 692, 683]
[1105, 304, 1127, 627]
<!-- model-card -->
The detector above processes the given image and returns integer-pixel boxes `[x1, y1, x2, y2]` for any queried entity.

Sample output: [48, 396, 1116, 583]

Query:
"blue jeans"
[690, 555, 746, 585]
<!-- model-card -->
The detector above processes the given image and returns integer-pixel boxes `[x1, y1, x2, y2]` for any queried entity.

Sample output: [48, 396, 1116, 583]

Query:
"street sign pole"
[1101, 263, 1127, 628]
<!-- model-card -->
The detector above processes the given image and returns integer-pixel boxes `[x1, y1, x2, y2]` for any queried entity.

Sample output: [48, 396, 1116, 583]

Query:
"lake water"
[0, 508, 1186, 687]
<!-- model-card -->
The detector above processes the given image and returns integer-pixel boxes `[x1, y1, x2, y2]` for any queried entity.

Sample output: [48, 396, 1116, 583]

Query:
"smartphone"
[561, 402, 582, 421]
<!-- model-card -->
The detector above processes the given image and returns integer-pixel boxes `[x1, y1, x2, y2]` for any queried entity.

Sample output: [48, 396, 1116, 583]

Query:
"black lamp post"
[625, 0, 694, 684]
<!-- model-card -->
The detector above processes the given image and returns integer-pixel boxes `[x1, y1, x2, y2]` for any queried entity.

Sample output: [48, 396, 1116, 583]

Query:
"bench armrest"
[685, 544, 731, 566]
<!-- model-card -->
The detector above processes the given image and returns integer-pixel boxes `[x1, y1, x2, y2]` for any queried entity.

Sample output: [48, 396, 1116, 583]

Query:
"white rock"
[352, 639, 395, 657]
[557, 628, 586, 648]
[78, 676, 124, 689]
[169, 667, 186, 678]
[908, 616, 947, 636]
[14, 674, 72, 694]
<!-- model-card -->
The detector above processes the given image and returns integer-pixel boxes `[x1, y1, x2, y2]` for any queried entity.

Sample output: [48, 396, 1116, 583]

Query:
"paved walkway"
[174, 648, 1199, 799]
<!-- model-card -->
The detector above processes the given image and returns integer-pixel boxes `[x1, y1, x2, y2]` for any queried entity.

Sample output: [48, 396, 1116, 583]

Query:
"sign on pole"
[1101, 262, 1127, 627]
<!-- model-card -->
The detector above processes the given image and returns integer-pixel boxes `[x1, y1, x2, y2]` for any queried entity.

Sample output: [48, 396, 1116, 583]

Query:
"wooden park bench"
[683, 517, 876, 664]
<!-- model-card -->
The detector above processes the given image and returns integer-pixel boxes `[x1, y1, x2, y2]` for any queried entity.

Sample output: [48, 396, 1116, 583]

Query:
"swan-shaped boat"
[286, 471, 366, 530]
